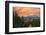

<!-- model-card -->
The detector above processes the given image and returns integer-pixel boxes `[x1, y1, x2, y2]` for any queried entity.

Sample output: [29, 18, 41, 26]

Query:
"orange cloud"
[13, 7, 40, 16]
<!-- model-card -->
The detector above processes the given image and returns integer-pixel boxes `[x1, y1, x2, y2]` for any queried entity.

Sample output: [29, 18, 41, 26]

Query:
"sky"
[13, 7, 40, 17]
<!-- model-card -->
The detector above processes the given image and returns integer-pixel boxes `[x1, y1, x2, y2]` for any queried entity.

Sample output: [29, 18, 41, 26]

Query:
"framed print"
[5, 1, 45, 34]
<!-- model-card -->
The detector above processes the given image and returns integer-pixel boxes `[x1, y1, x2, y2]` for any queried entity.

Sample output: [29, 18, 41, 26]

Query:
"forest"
[13, 16, 40, 28]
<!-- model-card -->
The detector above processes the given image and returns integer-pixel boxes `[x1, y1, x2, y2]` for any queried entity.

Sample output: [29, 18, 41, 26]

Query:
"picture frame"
[5, 1, 45, 34]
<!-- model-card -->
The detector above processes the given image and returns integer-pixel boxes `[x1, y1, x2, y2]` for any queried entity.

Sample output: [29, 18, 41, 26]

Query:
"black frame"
[5, 1, 45, 34]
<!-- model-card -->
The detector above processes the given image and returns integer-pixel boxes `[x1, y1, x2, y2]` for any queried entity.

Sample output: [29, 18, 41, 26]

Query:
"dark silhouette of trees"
[13, 11, 22, 28]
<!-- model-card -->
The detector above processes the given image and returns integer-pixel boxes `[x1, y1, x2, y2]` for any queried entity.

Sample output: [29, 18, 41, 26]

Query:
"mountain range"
[20, 15, 40, 22]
